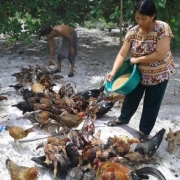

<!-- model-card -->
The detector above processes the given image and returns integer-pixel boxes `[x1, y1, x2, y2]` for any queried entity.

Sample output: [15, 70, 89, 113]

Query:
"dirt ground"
[0, 26, 180, 180]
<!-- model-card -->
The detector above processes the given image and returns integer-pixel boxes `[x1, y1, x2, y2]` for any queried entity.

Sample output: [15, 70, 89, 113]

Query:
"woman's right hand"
[106, 71, 115, 82]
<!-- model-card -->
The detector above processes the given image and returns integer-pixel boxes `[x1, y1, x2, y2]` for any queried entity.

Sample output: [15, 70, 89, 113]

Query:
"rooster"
[135, 128, 166, 159]
[6, 158, 38, 180]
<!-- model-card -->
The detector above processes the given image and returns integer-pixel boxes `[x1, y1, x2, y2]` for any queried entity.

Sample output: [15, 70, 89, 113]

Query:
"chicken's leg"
[14, 139, 21, 150]
[44, 153, 50, 165]
[53, 160, 58, 180]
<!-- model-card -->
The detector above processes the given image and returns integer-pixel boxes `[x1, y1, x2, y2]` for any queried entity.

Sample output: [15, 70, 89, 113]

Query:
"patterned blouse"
[125, 20, 176, 85]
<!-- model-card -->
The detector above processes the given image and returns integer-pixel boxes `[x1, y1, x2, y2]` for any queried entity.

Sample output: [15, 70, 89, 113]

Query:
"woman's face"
[135, 11, 155, 29]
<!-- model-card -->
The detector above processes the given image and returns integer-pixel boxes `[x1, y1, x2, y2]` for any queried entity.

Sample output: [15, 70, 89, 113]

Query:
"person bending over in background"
[106, 0, 176, 141]
[39, 24, 78, 77]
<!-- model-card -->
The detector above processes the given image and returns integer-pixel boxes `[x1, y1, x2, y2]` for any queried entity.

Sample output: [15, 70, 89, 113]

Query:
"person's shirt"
[125, 20, 176, 85]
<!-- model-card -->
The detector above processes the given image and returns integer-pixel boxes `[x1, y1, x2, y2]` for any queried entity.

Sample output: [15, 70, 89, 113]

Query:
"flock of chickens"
[1, 65, 167, 180]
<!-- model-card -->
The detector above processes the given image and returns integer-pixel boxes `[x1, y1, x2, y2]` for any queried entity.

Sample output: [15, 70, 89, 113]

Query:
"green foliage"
[0, 0, 180, 50]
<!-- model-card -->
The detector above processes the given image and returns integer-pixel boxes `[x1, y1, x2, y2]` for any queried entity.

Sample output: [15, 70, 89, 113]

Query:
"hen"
[135, 128, 166, 159]
[108, 135, 140, 156]
[49, 112, 86, 134]
[5, 126, 34, 149]
[6, 158, 38, 180]
[31, 143, 79, 179]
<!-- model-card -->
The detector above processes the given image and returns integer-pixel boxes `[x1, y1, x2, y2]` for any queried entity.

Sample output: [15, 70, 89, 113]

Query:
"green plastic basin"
[105, 59, 140, 95]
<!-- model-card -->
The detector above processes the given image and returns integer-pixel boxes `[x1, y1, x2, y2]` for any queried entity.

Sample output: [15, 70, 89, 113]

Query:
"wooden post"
[119, 0, 123, 46]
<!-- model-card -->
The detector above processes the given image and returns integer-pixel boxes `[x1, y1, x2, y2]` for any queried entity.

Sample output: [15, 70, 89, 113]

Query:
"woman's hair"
[135, 0, 157, 20]
[39, 25, 53, 36]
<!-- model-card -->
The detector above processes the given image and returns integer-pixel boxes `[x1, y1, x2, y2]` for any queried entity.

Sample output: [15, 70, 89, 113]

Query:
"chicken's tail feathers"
[157, 128, 166, 137]
[25, 127, 34, 133]
[131, 167, 166, 180]
[11, 104, 17, 107]
[5, 126, 10, 131]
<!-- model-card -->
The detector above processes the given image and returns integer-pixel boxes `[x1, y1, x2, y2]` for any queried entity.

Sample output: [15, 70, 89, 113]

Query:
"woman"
[106, 0, 176, 141]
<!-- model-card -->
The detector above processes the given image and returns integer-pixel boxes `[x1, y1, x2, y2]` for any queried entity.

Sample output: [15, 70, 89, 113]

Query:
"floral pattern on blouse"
[125, 20, 176, 85]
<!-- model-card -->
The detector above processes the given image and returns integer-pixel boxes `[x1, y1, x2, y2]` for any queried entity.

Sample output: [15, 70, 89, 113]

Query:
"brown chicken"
[31, 81, 45, 94]
[108, 135, 140, 156]
[0, 95, 8, 101]
[43, 143, 66, 180]
[35, 111, 52, 126]
[95, 161, 130, 180]
[46, 136, 71, 146]
[49, 112, 86, 135]
[6, 158, 38, 180]
[5, 126, 34, 149]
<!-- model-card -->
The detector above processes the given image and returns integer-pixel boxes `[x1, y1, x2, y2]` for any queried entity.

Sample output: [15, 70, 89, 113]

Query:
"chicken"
[91, 129, 102, 146]
[95, 100, 117, 119]
[9, 83, 24, 92]
[69, 129, 85, 149]
[6, 158, 38, 180]
[82, 118, 95, 135]
[12, 101, 34, 114]
[21, 88, 34, 100]
[130, 167, 166, 180]
[47, 136, 70, 146]
[124, 151, 151, 163]
[36, 136, 71, 149]
[86, 100, 117, 120]
[31, 143, 79, 179]
[0, 95, 8, 101]
[108, 135, 140, 156]
[69, 166, 84, 180]
[135, 128, 166, 159]
[95, 161, 130, 180]
[5, 126, 34, 149]
[58, 85, 66, 98]
[78, 85, 105, 100]
[43, 143, 63, 179]
[31, 81, 45, 94]
[82, 144, 96, 166]
[35, 111, 52, 125]
[69, 166, 96, 180]
[49, 112, 86, 134]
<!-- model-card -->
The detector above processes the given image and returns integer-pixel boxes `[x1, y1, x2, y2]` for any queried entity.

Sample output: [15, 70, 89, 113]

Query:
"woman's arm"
[131, 36, 170, 64]
[106, 39, 131, 81]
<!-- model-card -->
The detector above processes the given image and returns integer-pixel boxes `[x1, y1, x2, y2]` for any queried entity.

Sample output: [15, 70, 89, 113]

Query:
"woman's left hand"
[130, 57, 139, 65]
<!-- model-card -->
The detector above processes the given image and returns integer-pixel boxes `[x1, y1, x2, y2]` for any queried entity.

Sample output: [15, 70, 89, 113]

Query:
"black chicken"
[135, 128, 166, 159]
[12, 101, 34, 114]
[95, 100, 117, 119]
[9, 83, 23, 91]
[21, 88, 34, 100]
[130, 166, 166, 180]
[78, 85, 105, 100]
[69, 166, 96, 180]
[31, 143, 79, 178]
